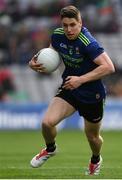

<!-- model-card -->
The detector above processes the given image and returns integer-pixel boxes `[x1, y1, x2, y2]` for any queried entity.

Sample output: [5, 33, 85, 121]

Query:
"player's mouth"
[67, 33, 74, 36]
[67, 33, 75, 39]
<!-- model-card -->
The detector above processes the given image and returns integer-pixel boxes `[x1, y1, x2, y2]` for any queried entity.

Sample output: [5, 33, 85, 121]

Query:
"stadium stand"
[96, 33, 122, 66]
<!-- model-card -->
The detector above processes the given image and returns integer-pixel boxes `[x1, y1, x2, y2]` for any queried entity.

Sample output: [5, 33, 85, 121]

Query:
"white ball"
[36, 48, 61, 73]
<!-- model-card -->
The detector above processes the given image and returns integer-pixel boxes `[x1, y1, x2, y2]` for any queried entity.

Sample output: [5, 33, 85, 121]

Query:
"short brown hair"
[60, 5, 81, 21]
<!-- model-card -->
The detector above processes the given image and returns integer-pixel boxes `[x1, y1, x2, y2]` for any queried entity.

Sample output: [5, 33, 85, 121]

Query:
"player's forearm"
[79, 65, 115, 84]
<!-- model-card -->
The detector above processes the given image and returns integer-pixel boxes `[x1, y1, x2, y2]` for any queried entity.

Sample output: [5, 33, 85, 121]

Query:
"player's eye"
[63, 24, 68, 28]
[70, 23, 76, 27]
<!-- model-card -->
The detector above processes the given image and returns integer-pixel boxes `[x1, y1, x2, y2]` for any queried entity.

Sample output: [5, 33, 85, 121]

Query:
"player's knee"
[42, 117, 55, 129]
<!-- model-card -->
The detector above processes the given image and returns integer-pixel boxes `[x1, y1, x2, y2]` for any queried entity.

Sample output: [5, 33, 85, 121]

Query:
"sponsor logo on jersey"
[68, 45, 73, 55]
[69, 48, 73, 55]
[75, 47, 80, 55]
[60, 43, 67, 49]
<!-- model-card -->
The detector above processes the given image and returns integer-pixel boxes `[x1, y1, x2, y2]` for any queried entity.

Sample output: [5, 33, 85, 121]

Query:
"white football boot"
[30, 148, 56, 168]
[85, 156, 103, 175]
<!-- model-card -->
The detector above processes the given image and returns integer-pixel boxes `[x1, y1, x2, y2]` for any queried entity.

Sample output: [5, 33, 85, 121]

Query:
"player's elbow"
[106, 64, 115, 75]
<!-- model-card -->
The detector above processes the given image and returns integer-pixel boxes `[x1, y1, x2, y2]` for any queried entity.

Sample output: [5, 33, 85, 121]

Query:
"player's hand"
[28, 56, 46, 73]
[63, 76, 82, 90]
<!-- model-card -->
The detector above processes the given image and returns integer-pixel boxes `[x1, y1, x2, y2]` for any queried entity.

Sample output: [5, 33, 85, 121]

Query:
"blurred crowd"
[0, 0, 122, 102]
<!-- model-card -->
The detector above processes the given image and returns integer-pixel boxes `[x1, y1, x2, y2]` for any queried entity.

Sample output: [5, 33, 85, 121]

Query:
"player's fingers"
[37, 66, 46, 71]
[37, 70, 47, 73]
[63, 86, 73, 90]
[32, 63, 43, 67]
[29, 62, 46, 73]
[29, 60, 43, 67]
[62, 83, 71, 89]
[65, 76, 72, 80]
[63, 79, 71, 86]
[37, 66, 47, 73]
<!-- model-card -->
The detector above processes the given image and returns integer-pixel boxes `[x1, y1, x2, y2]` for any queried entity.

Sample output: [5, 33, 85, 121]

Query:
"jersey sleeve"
[84, 41, 104, 61]
[51, 32, 59, 51]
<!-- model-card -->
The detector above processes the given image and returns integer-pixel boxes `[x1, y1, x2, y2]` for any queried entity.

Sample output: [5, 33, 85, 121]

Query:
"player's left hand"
[63, 76, 82, 90]
[29, 56, 46, 73]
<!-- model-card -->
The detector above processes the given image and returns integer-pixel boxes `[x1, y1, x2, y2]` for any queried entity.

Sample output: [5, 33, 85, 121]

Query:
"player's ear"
[79, 20, 82, 28]
[78, 17, 82, 27]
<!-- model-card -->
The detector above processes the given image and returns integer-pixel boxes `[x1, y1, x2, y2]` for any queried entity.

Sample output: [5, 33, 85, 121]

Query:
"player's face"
[61, 17, 82, 40]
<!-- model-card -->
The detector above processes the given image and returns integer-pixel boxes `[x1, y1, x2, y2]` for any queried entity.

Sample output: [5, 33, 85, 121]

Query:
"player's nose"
[67, 26, 72, 32]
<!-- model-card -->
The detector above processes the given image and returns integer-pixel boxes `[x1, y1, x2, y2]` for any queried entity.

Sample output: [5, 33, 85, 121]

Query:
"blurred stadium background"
[0, 0, 122, 179]
[0, 0, 122, 130]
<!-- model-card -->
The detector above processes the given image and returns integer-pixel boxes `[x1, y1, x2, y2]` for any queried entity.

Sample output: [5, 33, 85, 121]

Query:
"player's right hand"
[29, 56, 46, 73]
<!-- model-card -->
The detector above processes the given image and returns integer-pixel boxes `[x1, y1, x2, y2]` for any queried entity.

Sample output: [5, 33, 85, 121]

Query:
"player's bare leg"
[41, 97, 75, 144]
[84, 120, 103, 175]
[30, 97, 75, 168]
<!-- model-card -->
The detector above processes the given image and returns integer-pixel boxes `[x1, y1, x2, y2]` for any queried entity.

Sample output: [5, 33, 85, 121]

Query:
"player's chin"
[66, 35, 75, 40]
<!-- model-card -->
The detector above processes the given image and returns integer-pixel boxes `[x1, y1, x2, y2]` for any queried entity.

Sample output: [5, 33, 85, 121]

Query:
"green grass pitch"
[0, 130, 122, 179]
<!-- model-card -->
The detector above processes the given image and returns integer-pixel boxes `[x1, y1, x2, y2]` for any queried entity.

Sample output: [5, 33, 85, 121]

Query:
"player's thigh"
[84, 119, 102, 137]
[43, 96, 76, 126]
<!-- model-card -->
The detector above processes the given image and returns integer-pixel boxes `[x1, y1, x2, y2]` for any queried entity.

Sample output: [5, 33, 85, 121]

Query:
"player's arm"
[29, 44, 52, 72]
[63, 52, 115, 90]
[79, 52, 115, 83]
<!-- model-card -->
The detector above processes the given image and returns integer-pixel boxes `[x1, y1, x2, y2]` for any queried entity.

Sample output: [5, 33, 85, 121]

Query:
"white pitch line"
[0, 166, 122, 170]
